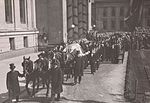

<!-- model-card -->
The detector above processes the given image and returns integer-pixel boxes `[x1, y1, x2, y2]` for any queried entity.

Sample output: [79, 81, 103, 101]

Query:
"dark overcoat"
[74, 56, 83, 77]
[6, 70, 24, 99]
[51, 66, 63, 94]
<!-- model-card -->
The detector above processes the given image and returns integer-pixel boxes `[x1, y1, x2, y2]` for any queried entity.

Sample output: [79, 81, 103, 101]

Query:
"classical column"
[88, 0, 92, 31]
[82, 0, 88, 36]
[62, 0, 67, 43]
[78, 0, 83, 38]
[72, 0, 79, 40]
[67, 0, 74, 40]
[91, 1, 96, 29]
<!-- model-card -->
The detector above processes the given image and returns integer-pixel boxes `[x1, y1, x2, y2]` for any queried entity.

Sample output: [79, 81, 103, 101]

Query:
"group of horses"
[21, 43, 90, 97]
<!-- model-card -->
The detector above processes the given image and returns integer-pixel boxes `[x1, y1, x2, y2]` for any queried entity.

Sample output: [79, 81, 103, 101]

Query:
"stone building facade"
[67, 0, 89, 40]
[0, 0, 38, 60]
[35, 0, 92, 47]
[94, 0, 150, 32]
[142, 0, 150, 27]
[94, 0, 129, 32]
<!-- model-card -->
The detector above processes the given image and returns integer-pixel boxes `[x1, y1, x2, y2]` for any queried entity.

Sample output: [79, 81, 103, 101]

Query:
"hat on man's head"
[9, 63, 16, 69]
[52, 59, 60, 67]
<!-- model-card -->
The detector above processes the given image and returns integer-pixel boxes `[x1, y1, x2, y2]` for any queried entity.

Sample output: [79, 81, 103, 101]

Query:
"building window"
[111, 19, 116, 29]
[103, 20, 107, 30]
[112, 7, 116, 17]
[23, 36, 28, 47]
[148, 8, 150, 16]
[147, 19, 150, 27]
[20, 0, 26, 23]
[103, 8, 107, 17]
[5, 0, 13, 23]
[120, 7, 124, 17]
[120, 20, 124, 30]
[9, 38, 15, 50]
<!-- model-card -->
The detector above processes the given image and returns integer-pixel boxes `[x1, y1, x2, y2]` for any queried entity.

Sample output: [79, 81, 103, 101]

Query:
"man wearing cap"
[6, 63, 24, 103]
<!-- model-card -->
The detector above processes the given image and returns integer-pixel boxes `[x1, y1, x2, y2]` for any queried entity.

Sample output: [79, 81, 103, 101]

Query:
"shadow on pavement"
[0, 92, 8, 103]
[61, 97, 108, 103]
[20, 97, 51, 103]
[84, 72, 92, 74]
[63, 82, 75, 86]
[2, 86, 27, 103]
[19, 96, 108, 103]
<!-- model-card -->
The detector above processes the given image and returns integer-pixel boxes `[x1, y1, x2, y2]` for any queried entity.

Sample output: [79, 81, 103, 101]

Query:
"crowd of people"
[87, 30, 131, 63]
[6, 30, 132, 103]
[130, 27, 150, 50]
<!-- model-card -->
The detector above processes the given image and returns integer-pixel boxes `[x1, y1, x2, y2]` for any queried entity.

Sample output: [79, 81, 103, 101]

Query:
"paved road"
[1, 52, 129, 103]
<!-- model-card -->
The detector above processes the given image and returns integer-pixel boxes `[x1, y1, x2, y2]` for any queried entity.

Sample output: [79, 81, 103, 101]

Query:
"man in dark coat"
[51, 59, 63, 102]
[74, 51, 84, 84]
[6, 63, 24, 103]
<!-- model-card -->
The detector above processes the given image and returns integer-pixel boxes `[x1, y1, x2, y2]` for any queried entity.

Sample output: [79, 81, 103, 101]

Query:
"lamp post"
[71, 24, 75, 28]
[93, 24, 96, 30]
[71, 24, 75, 40]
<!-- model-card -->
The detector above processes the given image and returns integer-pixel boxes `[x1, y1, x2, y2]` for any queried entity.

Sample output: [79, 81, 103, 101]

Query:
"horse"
[47, 50, 74, 81]
[63, 49, 79, 81]
[22, 56, 38, 96]
[34, 57, 52, 97]
[22, 56, 52, 97]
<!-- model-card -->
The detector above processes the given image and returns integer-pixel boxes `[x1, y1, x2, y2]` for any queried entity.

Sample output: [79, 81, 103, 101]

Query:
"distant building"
[94, 0, 129, 32]
[142, 0, 150, 27]
[35, 0, 92, 48]
[0, 0, 38, 60]
[94, 0, 150, 32]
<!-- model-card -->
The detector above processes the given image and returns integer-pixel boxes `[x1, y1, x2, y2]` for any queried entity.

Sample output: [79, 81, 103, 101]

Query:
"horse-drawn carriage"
[22, 42, 90, 97]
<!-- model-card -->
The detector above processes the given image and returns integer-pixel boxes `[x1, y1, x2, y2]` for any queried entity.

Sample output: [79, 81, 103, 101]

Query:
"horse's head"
[34, 59, 43, 72]
[23, 56, 30, 67]
[22, 56, 33, 75]
[47, 50, 55, 60]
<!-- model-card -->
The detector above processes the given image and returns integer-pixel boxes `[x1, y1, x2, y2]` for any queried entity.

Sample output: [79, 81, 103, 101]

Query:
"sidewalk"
[0, 52, 41, 103]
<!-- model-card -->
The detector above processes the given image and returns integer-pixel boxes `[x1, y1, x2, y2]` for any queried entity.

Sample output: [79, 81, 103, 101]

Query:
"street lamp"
[93, 25, 96, 28]
[71, 24, 75, 40]
[93, 25, 96, 30]
[71, 24, 75, 28]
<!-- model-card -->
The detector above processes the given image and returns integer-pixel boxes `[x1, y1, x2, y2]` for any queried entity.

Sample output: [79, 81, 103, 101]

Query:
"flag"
[124, 0, 144, 31]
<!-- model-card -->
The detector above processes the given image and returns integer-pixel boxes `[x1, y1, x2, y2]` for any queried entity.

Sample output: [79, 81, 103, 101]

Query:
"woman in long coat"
[6, 63, 24, 103]
[51, 59, 63, 102]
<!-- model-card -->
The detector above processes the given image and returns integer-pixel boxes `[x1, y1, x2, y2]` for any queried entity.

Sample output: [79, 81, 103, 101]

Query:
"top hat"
[9, 63, 16, 69]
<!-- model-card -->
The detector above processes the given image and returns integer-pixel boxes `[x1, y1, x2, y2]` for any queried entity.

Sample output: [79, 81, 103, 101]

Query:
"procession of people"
[6, 29, 133, 103]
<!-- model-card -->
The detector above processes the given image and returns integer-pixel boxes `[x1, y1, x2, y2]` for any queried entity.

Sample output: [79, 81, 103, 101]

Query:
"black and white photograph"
[0, 0, 149, 103]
